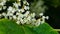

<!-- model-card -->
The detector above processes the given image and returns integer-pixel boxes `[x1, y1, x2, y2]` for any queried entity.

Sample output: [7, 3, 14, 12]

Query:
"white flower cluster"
[0, 0, 6, 10]
[0, 0, 49, 26]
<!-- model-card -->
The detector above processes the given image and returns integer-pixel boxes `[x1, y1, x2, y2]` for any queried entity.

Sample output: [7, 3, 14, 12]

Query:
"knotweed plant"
[0, 0, 49, 27]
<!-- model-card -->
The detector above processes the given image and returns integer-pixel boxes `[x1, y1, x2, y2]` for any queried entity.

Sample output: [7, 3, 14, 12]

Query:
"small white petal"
[23, 18, 28, 23]
[2, 0, 6, 3]
[3, 6, 6, 10]
[45, 16, 49, 19]
[7, 6, 13, 11]
[11, 8, 16, 13]
[18, 2, 21, 6]
[11, 10, 15, 13]
[16, 21, 20, 24]
[17, 17, 20, 21]
[27, 2, 29, 5]
[35, 19, 41, 26]
[9, 13, 13, 16]
[41, 19, 45, 24]
[24, 11, 30, 17]
[32, 18, 36, 21]
[24, 6, 29, 10]
[39, 13, 43, 16]
[16, 12, 20, 15]
[13, 15, 17, 20]
[18, 14, 23, 18]
[13, 2, 18, 8]
[17, 9, 21, 12]
[18, 0, 21, 1]
[0, 14, 1, 16]
[0, 2, 4, 6]
[20, 19, 25, 24]
[9, 17, 12, 20]
[42, 16, 46, 19]
[31, 13, 35, 17]
[2, 13, 6, 16]
[27, 16, 31, 21]
[23, 1, 27, 4]
[20, 9, 24, 12]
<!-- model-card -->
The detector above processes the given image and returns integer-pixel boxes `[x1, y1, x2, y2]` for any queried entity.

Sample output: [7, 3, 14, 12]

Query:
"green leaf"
[0, 19, 36, 34]
[0, 19, 59, 34]
[32, 23, 59, 34]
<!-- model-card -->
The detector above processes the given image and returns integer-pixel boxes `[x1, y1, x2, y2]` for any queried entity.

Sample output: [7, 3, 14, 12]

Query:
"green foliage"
[44, 0, 60, 7]
[30, 0, 46, 15]
[0, 19, 59, 34]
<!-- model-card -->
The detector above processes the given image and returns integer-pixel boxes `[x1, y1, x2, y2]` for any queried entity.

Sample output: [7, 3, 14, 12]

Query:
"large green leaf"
[32, 23, 59, 34]
[0, 19, 59, 34]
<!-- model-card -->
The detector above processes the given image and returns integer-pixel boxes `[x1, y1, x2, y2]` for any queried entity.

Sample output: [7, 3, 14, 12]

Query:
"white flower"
[11, 8, 16, 13]
[17, 9, 21, 12]
[20, 18, 25, 24]
[7, 6, 13, 11]
[2, 0, 6, 3]
[42, 16, 46, 19]
[26, 21, 31, 24]
[27, 16, 31, 21]
[41, 18, 45, 24]
[31, 18, 36, 25]
[35, 19, 41, 26]
[0, 2, 4, 6]
[24, 11, 29, 17]
[13, 15, 17, 20]
[2, 13, 6, 16]
[16, 12, 20, 15]
[23, 18, 28, 23]
[17, 0, 21, 1]
[3, 6, 6, 10]
[32, 18, 36, 21]
[20, 9, 25, 12]
[31, 13, 35, 18]
[18, 14, 23, 18]
[39, 13, 43, 16]
[27, 2, 29, 5]
[11, 10, 15, 13]
[16, 21, 20, 24]
[26, 19, 31, 24]
[45, 16, 49, 20]
[9, 17, 12, 20]
[24, 6, 29, 10]
[17, 17, 20, 21]
[17, 2, 21, 6]
[35, 22, 40, 26]
[0, 0, 48, 27]
[13, 2, 18, 8]
[9, 13, 13, 16]
[23, 1, 27, 4]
